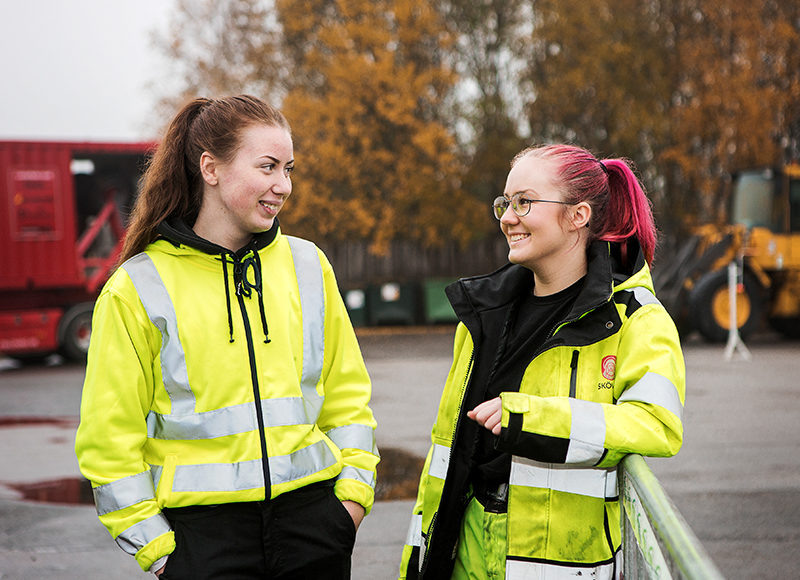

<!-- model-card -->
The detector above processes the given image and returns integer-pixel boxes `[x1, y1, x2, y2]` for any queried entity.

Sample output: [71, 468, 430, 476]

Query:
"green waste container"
[423, 278, 458, 324]
[367, 282, 418, 325]
[344, 288, 368, 327]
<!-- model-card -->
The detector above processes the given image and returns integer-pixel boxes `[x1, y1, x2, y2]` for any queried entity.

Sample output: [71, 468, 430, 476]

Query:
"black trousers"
[161, 480, 356, 580]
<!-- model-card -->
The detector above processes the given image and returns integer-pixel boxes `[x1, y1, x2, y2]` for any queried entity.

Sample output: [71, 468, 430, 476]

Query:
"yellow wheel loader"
[655, 163, 800, 342]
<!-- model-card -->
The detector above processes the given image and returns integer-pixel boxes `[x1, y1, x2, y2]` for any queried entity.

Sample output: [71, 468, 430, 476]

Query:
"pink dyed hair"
[511, 144, 657, 264]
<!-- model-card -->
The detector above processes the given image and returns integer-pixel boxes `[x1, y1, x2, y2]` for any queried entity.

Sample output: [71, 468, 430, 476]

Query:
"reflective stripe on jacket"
[399, 241, 685, 579]
[76, 229, 378, 571]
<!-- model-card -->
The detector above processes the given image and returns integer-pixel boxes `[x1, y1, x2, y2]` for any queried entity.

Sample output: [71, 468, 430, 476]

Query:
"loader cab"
[730, 168, 782, 232]
[731, 164, 800, 234]
[681, 163, 800, 343]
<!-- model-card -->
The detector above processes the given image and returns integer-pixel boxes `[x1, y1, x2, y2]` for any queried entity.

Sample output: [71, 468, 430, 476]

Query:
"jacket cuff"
[134, 531, 175, 572]
[333, 478, 375, 515]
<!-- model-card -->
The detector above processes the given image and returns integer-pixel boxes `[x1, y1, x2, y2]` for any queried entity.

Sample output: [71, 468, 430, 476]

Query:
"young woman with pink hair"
[400, 144, 685, 579]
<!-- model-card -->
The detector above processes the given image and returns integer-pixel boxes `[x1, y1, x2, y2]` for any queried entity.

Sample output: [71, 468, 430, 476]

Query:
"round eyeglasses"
[492, 193, 572, 220]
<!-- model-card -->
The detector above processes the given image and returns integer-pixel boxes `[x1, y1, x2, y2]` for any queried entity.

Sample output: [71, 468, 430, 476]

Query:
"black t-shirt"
[472, 276, 585, 491]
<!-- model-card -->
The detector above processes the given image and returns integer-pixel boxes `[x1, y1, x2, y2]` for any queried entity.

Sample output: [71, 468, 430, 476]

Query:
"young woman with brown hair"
[76, 95, 378, 579]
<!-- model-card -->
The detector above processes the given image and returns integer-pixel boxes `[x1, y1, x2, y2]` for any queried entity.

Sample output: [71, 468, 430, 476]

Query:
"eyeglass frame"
[492, 192, 573, 220]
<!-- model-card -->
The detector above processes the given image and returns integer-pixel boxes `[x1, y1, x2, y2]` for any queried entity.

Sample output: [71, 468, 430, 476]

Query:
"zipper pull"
[569, 350, 579, 398]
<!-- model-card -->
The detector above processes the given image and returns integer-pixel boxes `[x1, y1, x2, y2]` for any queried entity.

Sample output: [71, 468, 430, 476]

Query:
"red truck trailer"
[0, 140, 154, 361]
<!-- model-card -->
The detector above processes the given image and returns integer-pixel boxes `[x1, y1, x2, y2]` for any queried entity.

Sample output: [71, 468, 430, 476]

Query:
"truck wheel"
[58, 303, 95, 362]
[688, 269, 764, 343]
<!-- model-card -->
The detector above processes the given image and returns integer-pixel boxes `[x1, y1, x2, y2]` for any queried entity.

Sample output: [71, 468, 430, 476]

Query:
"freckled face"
[500, 155, 572, 271]
[204, 123, 294, 248]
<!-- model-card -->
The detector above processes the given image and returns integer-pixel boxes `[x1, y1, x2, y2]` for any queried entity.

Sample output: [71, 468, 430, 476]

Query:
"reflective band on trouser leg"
[617, 371, 684, 422]
[286, 236, 325, 424]
[510, 457, 617, 500]
[452, 497, 507, 580]
[93, 470, 157, 516]
[114, 513, 172, 556]
[505, 558, 615, 580]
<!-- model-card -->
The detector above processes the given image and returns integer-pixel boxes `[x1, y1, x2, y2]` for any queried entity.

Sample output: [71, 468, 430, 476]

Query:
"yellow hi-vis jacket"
[400, 241, 685, 580]
[76, 221, 378, 572]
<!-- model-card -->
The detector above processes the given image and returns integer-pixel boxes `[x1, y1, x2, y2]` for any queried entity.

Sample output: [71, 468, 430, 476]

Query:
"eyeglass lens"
[492, 197, 509, 220]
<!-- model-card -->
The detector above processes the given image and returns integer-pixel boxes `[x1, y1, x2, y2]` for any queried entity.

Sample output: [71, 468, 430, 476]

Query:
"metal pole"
[723, 261, 751, 361]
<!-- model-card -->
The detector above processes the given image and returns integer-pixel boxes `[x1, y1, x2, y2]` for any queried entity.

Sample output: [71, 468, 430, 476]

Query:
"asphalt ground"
[1, 327, 799, 579]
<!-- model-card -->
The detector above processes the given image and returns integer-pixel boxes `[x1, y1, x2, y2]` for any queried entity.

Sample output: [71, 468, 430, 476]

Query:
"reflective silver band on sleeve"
[150, 464, 163, 492]
[326, 424, 377, 453]
[617, 371, 684, 421]
[114, 513, 172, 556]
[428, 443, 451, 480]
[287, 236, 325, 424]
[93, 471, 156, 516]
[632, 286, 660, 307]
[566, 398, 607, 465]
[123, 253, 195, 416]
[337, 465, 377, 488]
[510, 457, 618, 500]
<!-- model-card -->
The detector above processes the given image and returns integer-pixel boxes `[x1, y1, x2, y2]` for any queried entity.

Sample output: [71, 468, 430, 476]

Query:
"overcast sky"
[0, 0, 174, 142]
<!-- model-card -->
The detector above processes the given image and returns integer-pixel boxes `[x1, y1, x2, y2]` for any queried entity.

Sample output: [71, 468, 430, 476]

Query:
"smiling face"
[195, 123, 294, 250]
[500, 154, 585, 274]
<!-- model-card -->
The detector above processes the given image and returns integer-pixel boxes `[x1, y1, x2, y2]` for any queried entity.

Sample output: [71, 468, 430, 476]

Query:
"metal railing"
[620, 454, 726, 579]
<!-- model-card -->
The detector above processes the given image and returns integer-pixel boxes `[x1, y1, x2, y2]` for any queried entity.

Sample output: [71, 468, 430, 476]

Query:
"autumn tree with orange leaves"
[155, 0, 800, 244]
[275, 0, 482, 252]
[522, 0, 800, 230]
[156, 0, 483, 253]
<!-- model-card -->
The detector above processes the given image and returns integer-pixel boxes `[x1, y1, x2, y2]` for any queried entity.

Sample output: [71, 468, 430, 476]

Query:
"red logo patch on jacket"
[601, 355, 616, 380]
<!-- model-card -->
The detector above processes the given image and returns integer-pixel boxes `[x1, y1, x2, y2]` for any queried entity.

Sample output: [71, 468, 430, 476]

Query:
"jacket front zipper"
[421, 350, 474, 577]
[236, 290, 271, 498]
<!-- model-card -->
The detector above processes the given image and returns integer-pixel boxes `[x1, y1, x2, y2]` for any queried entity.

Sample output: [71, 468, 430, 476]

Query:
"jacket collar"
[446, 239, 648, 339]
[155, 217, 280, 257]
[154, 216, 280, 344]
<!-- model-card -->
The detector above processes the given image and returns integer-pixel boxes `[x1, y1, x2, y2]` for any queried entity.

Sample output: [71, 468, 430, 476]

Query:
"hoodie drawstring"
[252, 252, 271, 343]
[220, 254, 235, 343]
[222, 251, 271, 344]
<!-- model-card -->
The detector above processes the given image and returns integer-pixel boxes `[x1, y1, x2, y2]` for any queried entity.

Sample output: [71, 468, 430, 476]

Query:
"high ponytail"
[512, 144, 657, 264]
[600, 160, 656, 264]
[119, 95, 290, 264]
